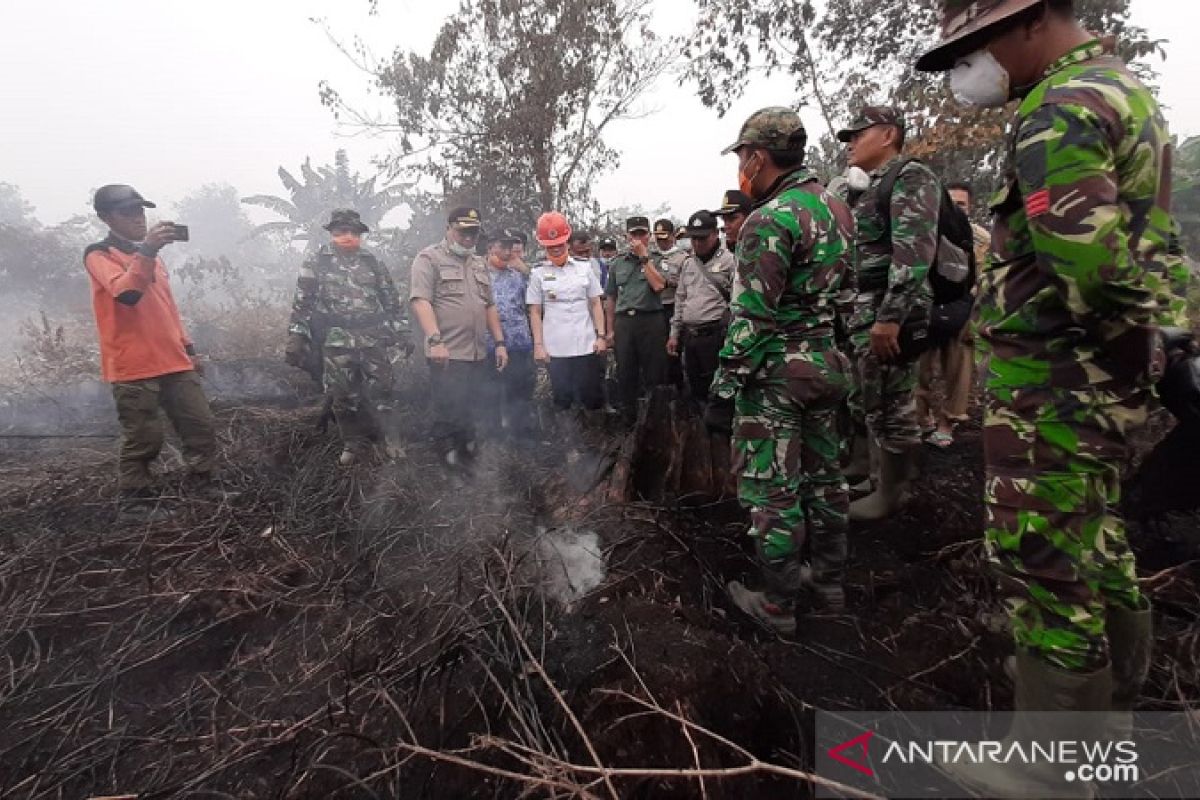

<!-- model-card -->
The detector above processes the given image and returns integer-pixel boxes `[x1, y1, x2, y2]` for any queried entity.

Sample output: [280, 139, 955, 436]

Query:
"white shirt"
[527, 258, 603, 358]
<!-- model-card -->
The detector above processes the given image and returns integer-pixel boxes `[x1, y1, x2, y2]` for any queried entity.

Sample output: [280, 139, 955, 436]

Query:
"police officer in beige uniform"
[654, 218, 688, 389]
[409, 206, 509, 465]
[668, 211, 736, 405]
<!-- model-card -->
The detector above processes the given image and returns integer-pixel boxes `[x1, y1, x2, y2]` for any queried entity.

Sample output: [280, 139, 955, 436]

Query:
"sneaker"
[726, 581, 796, 635]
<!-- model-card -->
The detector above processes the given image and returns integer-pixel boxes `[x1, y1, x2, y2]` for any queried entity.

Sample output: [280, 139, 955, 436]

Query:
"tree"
[1174, 136, 1200, 258]
[684, 0, 1163, 201]
[242, 150, 408, 252]
[0, 183, 38, 228]
[320, 0, 676, 231]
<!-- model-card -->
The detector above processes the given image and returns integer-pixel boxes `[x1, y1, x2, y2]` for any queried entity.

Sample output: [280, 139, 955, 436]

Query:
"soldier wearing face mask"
[918, 2, 1176, 795]
[287, 209, 410, 466]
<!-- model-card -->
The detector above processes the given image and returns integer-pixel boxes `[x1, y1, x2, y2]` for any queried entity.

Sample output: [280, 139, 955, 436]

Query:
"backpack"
[876, 158, 977, 346]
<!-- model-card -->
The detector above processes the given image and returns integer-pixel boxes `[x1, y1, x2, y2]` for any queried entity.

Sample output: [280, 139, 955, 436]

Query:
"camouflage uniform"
[712, 166, 856, 596]
[847, 157, 940, 454]
[978, 39, 1171, 671]
[289, 246, 407, 451]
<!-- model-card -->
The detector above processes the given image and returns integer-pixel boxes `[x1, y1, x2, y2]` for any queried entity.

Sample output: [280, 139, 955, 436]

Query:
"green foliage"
[1173, 135, 1200, 258]
[684, 0, 1162, 200]
[242, 150, 409, 252]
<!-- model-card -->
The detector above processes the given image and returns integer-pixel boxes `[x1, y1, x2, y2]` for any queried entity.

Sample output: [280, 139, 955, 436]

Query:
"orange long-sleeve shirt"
[83, 236, 194, 383]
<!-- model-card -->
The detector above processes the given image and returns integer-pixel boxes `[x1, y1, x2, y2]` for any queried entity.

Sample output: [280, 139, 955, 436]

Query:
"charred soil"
[0, 389, 1198, 799]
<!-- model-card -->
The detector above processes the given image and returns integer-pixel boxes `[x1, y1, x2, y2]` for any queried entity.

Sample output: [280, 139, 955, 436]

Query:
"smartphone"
[172, 223, 190, 242]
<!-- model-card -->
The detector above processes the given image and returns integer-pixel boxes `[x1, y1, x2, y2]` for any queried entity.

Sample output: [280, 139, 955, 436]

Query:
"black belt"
[619, 309, 663, 317]
[685, 320, 725, 336]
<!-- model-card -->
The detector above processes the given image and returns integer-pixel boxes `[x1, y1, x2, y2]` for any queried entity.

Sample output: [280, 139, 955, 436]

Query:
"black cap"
[448, 206, 482, 229]
[712, 190, 752, 217]
[678, 210, 719, 238]
[324, 208, 369, 233]
[625, 216, 650, 233]
[495, 228, 522, 245]
[598, 237, 617, 250]
[93, 184, 156, 214]
[653, 218, 676, 238]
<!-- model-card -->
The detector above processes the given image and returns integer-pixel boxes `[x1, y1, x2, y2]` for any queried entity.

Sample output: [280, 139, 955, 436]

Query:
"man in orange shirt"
[83, 184, 218, 518]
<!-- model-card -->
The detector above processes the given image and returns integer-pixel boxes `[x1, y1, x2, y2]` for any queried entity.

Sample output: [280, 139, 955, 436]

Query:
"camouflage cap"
[324, 208, 369, 233]
[836, 106, 906, 143]
[721, 107, 807, 155]
[712, 189, 753, 217]
[917, 0, 1043, 72]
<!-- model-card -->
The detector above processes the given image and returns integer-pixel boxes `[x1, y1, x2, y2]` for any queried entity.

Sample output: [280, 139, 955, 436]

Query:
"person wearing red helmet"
[527, 212, 609, 411]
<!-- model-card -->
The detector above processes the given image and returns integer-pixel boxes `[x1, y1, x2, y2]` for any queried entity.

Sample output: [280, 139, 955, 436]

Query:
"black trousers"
[548, 354, 604, 410]
[428, 359, 488, 451]
[614, 311, 668, 419]
[483, 350, 536, 437]
[682, 323, 726, 405]
[663, 303, 685, 390]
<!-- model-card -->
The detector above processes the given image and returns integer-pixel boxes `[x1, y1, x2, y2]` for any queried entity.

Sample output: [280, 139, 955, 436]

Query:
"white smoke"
[535, 526, 606, 607]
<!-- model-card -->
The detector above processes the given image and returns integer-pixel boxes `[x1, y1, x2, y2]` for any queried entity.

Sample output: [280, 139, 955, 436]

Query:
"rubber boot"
[942, 650, 1111, 799]
[849, 447, 911, 521]
[1108, 602, 1153, 741]
[844, 433, 871, 484]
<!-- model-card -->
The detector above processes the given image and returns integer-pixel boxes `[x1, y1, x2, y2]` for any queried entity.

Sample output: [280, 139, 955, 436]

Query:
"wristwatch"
[427, 333, 444, 347]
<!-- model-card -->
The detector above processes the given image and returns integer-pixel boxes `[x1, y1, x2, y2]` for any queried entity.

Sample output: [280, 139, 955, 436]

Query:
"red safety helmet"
[536, 211, 572, 248]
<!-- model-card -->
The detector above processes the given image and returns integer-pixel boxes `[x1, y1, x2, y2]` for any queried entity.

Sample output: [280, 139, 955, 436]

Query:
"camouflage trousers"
[733, 347, 851, 592]
[848, 301, 923, 454]
[848, 347, 922, 454]
[983, 376, 1149, 672]
[323, 345, 395, 449]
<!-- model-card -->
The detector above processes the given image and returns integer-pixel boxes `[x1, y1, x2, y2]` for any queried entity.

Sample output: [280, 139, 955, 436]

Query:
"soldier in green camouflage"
[713, 107, 856, 635]
[836, 106, 941, 521]
[286, 210, 410, 466]
[919, 1, 1173, 793]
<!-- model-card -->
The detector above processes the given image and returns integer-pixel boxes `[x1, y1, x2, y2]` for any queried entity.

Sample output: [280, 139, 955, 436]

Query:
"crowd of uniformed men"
[79, 1, 1200, 795]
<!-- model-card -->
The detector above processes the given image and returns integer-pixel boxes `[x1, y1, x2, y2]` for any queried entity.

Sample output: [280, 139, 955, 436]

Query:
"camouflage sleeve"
[288, 254, 319, 340]
[711, 206, 797, 399]
[376, 259, 409, 337]
[877, 162, 940, 324]
[1014, 101, 1157, 344]
[1154, 219, 1198, 328]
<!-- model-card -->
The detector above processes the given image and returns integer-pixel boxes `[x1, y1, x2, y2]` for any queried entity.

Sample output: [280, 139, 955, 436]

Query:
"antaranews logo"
[823, 726, 1139, 786]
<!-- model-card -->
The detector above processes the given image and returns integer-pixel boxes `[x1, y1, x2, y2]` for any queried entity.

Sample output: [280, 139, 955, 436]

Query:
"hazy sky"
[2, 0, 1196, 227]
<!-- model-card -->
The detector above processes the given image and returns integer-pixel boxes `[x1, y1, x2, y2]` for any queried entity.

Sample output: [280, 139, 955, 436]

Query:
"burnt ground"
[0, 380, 1198, 800]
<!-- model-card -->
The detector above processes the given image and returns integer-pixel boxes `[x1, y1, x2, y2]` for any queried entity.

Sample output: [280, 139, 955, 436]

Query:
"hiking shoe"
[727, 581, 796, 635]
[117, 491, 174, 523]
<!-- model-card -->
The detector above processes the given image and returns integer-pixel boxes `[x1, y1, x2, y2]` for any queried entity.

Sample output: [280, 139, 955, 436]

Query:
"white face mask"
[950, 49, 1011, 108]
[845, 166, 871, 193]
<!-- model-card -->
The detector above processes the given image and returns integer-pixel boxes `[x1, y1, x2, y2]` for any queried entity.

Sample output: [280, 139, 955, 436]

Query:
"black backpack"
[876, 158, 977, 346]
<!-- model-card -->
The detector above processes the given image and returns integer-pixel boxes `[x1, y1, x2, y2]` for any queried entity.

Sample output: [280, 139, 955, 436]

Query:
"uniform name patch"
[1025, 189, 1051, 218]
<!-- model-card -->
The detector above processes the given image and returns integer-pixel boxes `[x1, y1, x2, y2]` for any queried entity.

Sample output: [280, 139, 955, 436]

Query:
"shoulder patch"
[1025, 189, 1051, 218]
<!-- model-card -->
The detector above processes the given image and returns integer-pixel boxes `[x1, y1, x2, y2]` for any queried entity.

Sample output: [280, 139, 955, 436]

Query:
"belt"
[620, 309, 663, 317]
[685, 320, 725, 335]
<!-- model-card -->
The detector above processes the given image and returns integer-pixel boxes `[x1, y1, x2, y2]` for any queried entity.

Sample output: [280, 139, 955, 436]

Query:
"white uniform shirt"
[527, 258, 603, 358]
